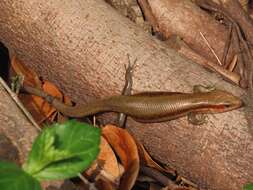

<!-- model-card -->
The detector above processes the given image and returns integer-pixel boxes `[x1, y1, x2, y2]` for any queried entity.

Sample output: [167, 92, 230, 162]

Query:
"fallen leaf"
[19, 81, 63, 124]
[84, 136, 122, 185]
[11, 56, 73, 124]
[102, 124, 140, 190]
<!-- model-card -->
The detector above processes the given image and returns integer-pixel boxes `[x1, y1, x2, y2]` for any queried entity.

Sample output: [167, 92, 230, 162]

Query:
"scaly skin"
[23, 85, 242, 123]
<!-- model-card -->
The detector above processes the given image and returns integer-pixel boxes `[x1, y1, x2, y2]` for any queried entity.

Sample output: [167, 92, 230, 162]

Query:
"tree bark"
[0, 0, 251, 189]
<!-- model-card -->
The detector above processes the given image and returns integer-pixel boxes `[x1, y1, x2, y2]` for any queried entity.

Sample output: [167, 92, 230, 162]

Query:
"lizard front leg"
[187, 85, 215, 125]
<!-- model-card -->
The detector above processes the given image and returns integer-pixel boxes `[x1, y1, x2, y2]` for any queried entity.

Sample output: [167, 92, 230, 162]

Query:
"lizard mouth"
[193, 102, 243, 113]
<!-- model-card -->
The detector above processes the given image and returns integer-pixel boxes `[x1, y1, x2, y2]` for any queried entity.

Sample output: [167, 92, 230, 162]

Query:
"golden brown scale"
[23, 85, 242, 123]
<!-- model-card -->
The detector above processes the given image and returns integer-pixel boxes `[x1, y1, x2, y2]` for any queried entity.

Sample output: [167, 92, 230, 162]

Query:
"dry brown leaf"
[84, 136, 122, 185]
[102, 124, 140, 190]
[11, 56, 72, 124]
[137, 141, 176, 176]
[10, 56, 41, 87]
[41, 81, 63, 121]
[19, 81, 63, 124]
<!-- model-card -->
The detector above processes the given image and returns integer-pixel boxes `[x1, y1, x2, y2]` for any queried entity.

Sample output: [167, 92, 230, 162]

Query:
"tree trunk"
[0, 0, 251, 189]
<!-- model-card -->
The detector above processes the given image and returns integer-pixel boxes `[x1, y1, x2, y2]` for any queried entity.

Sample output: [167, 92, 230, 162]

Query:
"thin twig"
[197, 0, 252, 88]
[227, 54, 238, 72]
[231, 24, 245, 87]
[222, 23, 233, 67]
[176, 39, 240, 84]
[199, 31, 222, 65]
[0, 77, 41, 131]
[137, 0, 158, 31]
[234, 22, 253, 88]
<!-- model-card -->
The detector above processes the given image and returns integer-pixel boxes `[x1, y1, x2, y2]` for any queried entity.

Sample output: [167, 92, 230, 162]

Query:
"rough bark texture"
[0, 0, 251, 189]
[223, 0, 253, 44]
[0, 80, 71, 190]
[145, 0, 234, 65]
[0, 84, 37, 164]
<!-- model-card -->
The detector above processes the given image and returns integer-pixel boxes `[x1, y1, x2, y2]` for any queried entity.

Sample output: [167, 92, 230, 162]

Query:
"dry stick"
[225, 11, 250, 85]
[212, 0, 253, 135]
[231, 24, 245, 85]
[196, 0, 249, 85]
[233, 21, 253, 134]
[0, 77, 41, 131]
[234, 22, 253, 89]
[235, 24, 252, 87]
[137, 0, 158, 31]
[199, 31, 222, 65]
[199, 1, 253, 87]
[227, 55, 238, 72]
[169, 38, 240, 85]
[223, 23, 233, 68]
[225, 0, 253, 42]
[232, 24, 248, 87]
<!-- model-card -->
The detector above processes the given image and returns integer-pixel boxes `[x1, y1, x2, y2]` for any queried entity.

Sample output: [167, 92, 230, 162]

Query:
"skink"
[22, 85, 242, 123]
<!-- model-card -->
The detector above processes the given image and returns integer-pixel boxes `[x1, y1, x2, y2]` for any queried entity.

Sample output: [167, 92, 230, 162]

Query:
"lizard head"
[196, 90, 243, 113]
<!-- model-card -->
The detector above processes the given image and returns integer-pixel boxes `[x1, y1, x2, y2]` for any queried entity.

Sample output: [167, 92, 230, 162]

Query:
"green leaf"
[244, 183, 253, 190]
[0, 161, 41, 190]
[23, 120, 101, 180]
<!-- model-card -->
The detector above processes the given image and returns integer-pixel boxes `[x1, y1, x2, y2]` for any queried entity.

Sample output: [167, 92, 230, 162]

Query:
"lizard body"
[22, 85, 242, 123]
